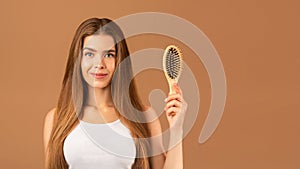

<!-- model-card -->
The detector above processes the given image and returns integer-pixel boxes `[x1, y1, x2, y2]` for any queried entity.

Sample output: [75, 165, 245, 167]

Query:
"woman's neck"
[86, 85, 114, 109]
[84, 85, 120, 123]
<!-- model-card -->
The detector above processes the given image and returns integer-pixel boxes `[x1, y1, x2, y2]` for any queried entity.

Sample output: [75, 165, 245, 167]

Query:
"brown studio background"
[0, 0, 299, 168]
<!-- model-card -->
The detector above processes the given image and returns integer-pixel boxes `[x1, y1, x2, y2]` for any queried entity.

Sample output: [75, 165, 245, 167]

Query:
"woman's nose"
[94, 64, 105, 69]
[94, 55, 106, 69]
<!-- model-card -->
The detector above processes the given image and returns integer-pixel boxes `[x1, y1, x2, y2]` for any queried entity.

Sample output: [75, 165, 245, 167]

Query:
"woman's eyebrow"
[103, 49, 116, 53]
[82, 47, 97, 52]
[82, 47, 116, 53]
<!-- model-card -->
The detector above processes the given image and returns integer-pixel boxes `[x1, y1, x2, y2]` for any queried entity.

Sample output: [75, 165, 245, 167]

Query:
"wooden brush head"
[162, 45, 183, 94]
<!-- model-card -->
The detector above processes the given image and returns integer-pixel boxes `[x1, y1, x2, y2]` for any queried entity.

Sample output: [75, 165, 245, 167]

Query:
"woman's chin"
[92, 82, 111, 89]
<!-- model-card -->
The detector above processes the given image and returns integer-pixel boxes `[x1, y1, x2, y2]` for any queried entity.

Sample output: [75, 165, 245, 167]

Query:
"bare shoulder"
[44, 108, 56, 128]
[143, 106, 163, 137]
[143, 106, 159, 123]
[43, 108, 56, 152]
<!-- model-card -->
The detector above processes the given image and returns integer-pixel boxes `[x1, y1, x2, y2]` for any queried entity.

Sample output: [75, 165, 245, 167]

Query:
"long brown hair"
[46, 18, 151, 169]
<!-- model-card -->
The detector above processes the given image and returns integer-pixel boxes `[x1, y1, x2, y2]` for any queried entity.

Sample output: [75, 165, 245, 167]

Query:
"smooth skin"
[43, 34, 187, 169]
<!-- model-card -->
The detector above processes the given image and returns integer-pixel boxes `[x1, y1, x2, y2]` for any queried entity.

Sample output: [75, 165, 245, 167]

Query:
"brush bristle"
[163, 45, 182, 81]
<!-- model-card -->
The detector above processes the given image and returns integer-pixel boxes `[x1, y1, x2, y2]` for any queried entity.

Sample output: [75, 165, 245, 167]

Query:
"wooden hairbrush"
[162, 45, 183, 94]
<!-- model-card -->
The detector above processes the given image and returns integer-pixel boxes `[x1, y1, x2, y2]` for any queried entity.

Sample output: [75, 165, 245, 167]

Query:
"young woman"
[43, 17, 187, 169]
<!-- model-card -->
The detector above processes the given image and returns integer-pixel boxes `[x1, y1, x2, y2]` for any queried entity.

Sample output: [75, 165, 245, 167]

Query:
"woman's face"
[81, 34, 116, 89]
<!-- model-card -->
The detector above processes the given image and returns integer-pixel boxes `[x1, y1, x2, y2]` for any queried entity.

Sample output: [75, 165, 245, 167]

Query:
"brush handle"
[168, 78, 177, 95]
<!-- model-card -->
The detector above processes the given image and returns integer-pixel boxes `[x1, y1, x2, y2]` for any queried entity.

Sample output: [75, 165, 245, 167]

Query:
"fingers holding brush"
[165, 99, 181, 110]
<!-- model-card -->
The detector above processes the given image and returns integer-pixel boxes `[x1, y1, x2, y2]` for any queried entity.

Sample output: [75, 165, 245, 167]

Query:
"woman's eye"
[84, 52, 94, 57]
[105, 53, 115, 58]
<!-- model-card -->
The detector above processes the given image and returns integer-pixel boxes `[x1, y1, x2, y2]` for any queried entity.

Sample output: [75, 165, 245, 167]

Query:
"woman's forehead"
[83, 34, 116, 52]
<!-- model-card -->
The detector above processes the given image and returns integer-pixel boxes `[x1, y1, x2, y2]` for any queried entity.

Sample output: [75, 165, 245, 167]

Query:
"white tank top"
[63, 119, 136, 169]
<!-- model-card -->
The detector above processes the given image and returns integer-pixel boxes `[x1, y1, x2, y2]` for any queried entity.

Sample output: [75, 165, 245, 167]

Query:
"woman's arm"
[163, 83, 187, 169]
[161, 129, 184, 169]
[146, 83, 187, 169]
[148, 122, 184, 169]
[146, 115, 166, 169]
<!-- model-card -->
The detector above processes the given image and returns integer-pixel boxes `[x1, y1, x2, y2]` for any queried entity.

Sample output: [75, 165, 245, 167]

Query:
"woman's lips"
[91, 73, 108, 79]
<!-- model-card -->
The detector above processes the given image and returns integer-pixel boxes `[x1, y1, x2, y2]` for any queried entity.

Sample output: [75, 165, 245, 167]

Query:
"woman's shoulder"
[44, 108, 56, 125]
[143, 106, 163, 137]
[43, 107, 56, 151]
[143, 105, 152, 112]
[143, 106, 158, 122]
